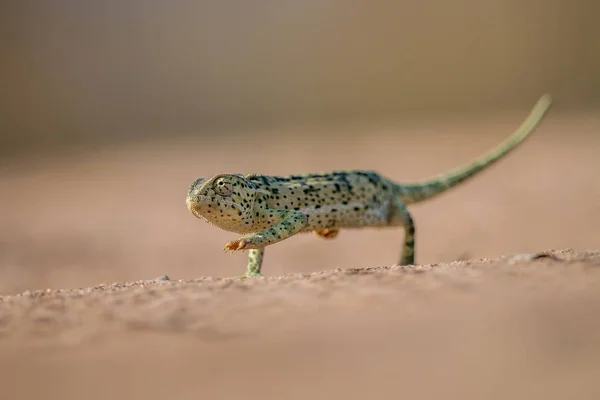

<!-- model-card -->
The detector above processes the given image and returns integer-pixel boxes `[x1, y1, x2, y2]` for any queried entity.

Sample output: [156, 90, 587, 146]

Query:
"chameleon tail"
[398, 93, 552, 205]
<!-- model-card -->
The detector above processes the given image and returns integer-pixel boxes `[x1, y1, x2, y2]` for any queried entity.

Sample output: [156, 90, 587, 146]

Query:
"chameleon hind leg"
[391, 198, 416, 265]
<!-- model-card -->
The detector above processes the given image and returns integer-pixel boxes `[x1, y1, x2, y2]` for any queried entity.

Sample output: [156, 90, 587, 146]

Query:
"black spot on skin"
[315, 205, 321, 209]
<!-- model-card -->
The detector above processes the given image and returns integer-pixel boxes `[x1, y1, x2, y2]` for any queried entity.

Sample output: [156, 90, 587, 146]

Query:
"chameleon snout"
[186, 195, 204, 217]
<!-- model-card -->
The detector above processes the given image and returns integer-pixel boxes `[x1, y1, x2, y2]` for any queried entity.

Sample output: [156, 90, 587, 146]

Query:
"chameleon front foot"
[232, 271, 263, 279]
[237, 270, 263, 279]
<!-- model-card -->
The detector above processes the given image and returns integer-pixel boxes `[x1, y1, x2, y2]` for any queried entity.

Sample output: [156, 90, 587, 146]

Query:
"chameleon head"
[186, 174, 258, 233]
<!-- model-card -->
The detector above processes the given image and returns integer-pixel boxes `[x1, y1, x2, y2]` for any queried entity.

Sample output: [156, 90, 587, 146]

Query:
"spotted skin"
[186, 94, 552, 277]
[246, 249, 264, 277]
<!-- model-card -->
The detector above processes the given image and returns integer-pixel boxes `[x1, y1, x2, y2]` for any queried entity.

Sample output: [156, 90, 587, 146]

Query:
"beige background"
[1, 0, 599, 157]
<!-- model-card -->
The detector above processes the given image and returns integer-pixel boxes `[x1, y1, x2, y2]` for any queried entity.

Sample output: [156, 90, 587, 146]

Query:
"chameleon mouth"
[186, 195, 245, 217]
[186, 197, 201, 217]
[185, 194, 210, 215]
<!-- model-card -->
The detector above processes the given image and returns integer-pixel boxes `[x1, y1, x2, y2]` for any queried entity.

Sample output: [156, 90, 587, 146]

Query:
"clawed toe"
[224, 239, 249, 252]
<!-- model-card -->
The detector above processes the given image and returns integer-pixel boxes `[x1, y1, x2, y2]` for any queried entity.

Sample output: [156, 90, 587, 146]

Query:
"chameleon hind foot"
[314, 228, 339, 239]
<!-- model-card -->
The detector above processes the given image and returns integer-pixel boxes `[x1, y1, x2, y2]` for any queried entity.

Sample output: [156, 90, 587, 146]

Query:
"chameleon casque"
[186, 94, 552, 277]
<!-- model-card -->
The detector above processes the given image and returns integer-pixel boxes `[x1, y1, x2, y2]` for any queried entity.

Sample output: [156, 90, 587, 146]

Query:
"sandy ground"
[0, 111, 599, 399]
[1, 250, 600, 399]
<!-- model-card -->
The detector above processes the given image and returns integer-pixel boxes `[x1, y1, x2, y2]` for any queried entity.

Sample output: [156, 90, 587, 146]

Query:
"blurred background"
[1, 0, 599, 293]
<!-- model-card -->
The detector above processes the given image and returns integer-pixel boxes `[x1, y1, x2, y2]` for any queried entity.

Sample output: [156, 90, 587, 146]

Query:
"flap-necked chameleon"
[186, 94, 552, 277]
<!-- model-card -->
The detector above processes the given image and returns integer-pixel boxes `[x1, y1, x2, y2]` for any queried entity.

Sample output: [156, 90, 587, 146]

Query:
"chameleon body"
[186, 94, 552, 277]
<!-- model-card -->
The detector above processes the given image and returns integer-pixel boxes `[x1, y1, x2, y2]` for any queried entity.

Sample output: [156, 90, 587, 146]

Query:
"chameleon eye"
[213, 178, 233, 197]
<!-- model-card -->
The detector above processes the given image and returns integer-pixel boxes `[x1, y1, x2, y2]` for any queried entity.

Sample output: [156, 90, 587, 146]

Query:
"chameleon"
[186, 94, 552, 277]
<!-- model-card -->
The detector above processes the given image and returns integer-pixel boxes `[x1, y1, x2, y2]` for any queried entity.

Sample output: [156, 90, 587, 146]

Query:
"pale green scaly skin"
[186, 94, 552, 277]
